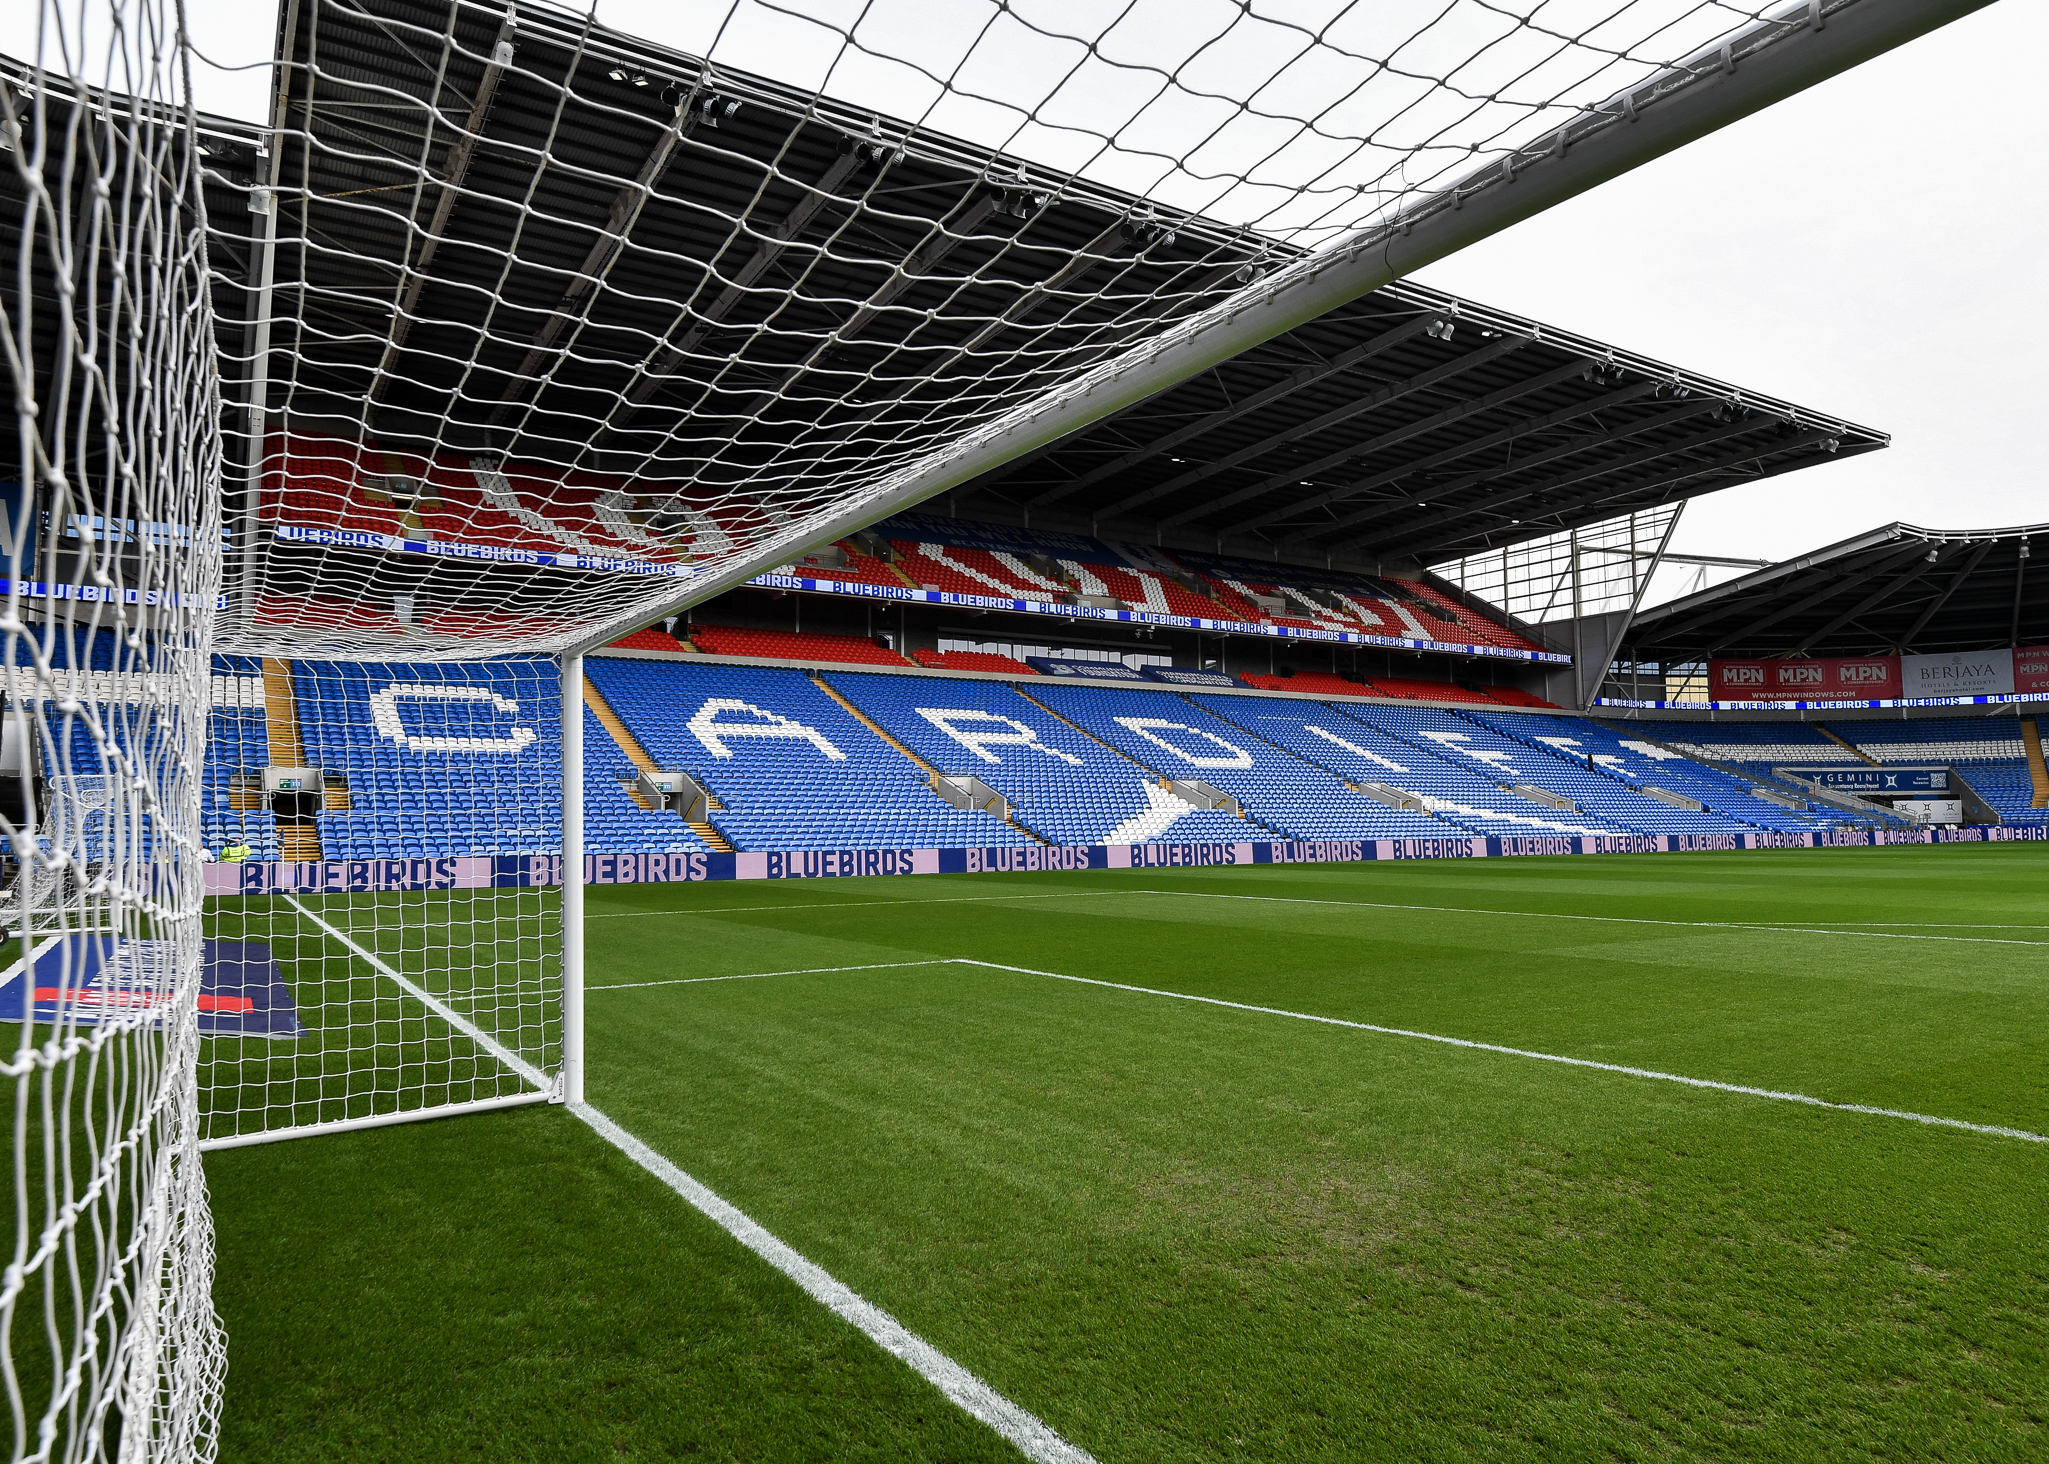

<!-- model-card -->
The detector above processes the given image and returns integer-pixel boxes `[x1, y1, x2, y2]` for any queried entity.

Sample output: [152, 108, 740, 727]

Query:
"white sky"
[27, 0, 2039, 596]
[1414, 0, 2045, 589]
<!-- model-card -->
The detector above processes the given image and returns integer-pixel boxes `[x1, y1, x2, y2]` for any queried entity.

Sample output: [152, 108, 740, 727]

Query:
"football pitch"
[205, 844, 2049, 1461]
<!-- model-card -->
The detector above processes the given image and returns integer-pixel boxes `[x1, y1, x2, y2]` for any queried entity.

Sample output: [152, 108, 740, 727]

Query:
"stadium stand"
[1360, 676, 1498, 705]
[828, 672, 1251, 845]
[606, 627, 686, 653]
[1480, 686, 1560, 709]
[288, 659, 563, 858]
[585, 660, 1038, 850]
[1031, 684, 1479, 841]
[912, 649, 1039, 675]
[892, 540, 1056, 598]
[1192, 694, 1621, 837]
[1238, 671, 1370, 696]
[1465, 710, 1874, 833]
[1329, 701, 1731, 835]
[687, 625, 913, 667]
[1824, 716, 2044, 826]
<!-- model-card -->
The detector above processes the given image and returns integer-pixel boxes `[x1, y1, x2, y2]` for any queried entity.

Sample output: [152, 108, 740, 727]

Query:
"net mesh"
[208, 0, 1837, 662]
[2, 12, 227, 1460]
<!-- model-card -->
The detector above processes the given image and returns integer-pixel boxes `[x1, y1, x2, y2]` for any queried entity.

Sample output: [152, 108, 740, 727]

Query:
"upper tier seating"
[1238, 672, 1370, 696]
[829, 674, 1250, 846]
[607, 628, 685, 653]
[291, 659, 563, 858]
[1362, 677, 1497, 706]
[1030, 684, 1453, 842]
[586, 660, 1036, 851]
[788, 543, 909, 590]
[1385, 582, 1544, 652]
[688, 625, 913, 667]
[1479, 686, 1558, 709]
[912, 649, 1037, 675]
[893, 541, 1056, 599]
[1058, 560, 1226, 620]
[1192, 695, 1620, 838]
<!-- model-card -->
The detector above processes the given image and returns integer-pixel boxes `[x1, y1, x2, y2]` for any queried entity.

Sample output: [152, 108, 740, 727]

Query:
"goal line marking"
[570, 1101, 1099, 1464]
[591, 955, 2047, 1147]
[282, 894, 552, 1092]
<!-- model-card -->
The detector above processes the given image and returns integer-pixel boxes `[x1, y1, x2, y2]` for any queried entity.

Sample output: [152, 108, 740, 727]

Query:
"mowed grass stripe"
[586, 931, 2049, 1462]
[592, 954, 2049, 1146]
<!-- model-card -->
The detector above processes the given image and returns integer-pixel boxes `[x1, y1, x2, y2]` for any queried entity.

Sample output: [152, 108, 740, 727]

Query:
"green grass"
[206, 845, 2049, 1460]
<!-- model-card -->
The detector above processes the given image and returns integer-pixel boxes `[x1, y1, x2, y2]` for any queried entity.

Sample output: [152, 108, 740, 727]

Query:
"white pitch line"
[586, 890, 1131, 920]
[595, 955, 2047, 1147]
[1129, 888, 2049, 948]
[1744, 920, 2049, 930]
[570, 1101, 1099, 1464]
[949, 959, 2048, 1146]
[282, 894, 551, 1092]
[591, 960, 950, 993]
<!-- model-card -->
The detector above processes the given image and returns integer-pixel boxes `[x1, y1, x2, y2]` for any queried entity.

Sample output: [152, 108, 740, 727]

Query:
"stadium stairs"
[262, 657, 323, 860]
[813, 674, 1052, 846]
[583, 676, 734, 851]
[2023, 718, 2049, 807]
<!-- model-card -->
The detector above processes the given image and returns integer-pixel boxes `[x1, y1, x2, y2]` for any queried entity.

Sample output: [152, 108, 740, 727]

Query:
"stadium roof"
[229, 0, 1882, 576]
[1625, 522, 2048, 662]
[245, 0, 1278, 483]
[948, 281, 1885, 571]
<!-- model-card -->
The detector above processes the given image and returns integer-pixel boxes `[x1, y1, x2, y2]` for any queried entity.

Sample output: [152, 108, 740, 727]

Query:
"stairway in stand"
[262, 657, 323, 860]
[583, 675, 736, 850]
[2022, 718, 2049, 808]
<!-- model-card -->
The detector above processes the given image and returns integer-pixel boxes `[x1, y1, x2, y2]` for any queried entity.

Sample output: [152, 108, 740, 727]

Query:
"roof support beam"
[2010, 544, 2028, 646]
[1105, 333, 1528, 520]
[497, 99, 696, 411]
[1791, 547, 1943, 653]
[1226, 365, 1640, 538]
[1326, 404, 1742, 554]
[569, 0, 1987, 655]
[1030, 310, 1445, 510]
[606, 146, 865, 428]
[1896, 539, 1993, 649]
[1705, 542, 1930, 649]
[367, 11, 518, 403]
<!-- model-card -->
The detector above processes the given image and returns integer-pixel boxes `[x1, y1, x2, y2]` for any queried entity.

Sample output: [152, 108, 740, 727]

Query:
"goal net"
[3, 0, 1951, 1457]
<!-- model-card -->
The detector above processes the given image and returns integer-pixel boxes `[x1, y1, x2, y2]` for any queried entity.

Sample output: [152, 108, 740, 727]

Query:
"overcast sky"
[1413, 0, 2045, 576]
[28, 0, 2037, 590]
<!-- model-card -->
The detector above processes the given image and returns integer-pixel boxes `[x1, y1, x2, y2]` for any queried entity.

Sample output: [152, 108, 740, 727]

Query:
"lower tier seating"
[199, 658, 2033, 858]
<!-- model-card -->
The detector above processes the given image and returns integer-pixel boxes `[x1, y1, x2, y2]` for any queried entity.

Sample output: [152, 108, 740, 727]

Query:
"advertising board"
[1707, 656, 1899, 701]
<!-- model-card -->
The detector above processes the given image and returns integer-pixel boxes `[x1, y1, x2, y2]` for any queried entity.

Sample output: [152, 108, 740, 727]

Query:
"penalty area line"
[570, 1101, 1098, 1464]
[952, 959, 2049, 1147]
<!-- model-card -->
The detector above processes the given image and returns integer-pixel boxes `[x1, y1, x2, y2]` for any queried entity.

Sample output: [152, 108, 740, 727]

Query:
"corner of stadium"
[5, 0, 2042, 1460]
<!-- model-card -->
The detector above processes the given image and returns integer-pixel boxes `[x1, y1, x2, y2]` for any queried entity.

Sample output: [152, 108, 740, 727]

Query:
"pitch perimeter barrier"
[203, 825, 2048, 896]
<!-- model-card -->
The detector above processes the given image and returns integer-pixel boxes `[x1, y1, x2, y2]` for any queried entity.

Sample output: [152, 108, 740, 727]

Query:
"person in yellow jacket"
[221, 841, 252, 863]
